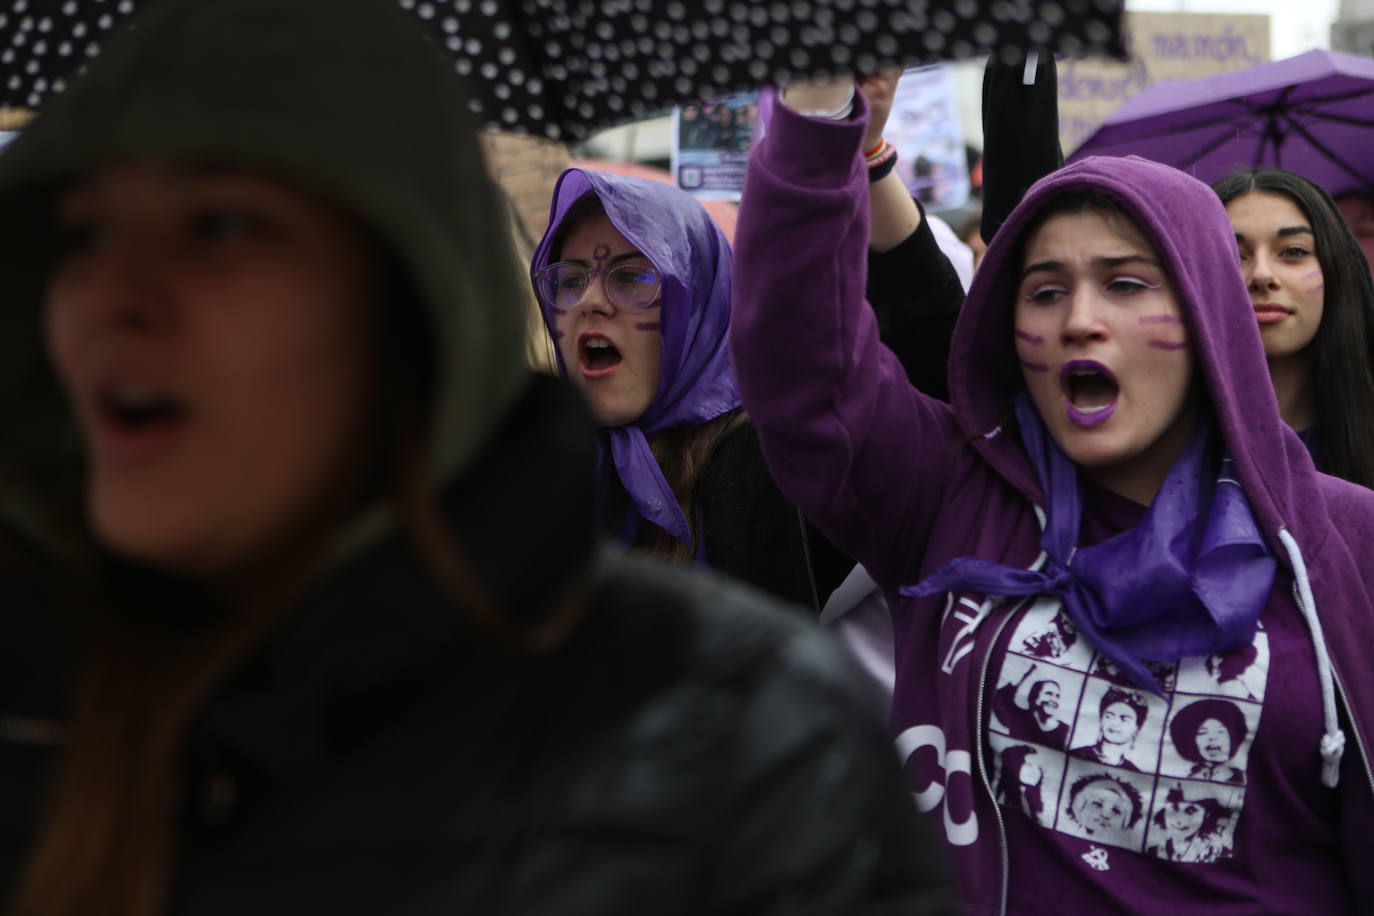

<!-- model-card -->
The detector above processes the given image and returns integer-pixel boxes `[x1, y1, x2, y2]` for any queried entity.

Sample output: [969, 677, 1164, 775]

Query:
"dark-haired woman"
[730, 75, 1374, 911]
[1214, 168, 1374, 488]
[531, 72, 963, 610]
[1169, 698, 1250, 785]
[1070, 687, 1150, 771]
[0, 2, 954, 914]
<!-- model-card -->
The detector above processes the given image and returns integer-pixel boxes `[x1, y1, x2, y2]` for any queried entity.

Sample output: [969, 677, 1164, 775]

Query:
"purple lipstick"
[1060, 359, 1119, 427]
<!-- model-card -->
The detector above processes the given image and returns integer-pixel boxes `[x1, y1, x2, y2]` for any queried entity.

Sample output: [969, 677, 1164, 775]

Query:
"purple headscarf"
[532, 169, 740, 547]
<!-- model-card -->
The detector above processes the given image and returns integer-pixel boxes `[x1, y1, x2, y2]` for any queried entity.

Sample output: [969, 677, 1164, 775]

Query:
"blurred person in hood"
[0, 2, 953, 915]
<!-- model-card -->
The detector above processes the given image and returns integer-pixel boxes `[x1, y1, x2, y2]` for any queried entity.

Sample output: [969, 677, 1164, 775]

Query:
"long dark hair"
[1212, 168, 1374, 489]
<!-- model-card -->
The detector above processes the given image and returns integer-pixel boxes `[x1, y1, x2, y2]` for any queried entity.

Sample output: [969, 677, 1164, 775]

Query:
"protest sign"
[887, 65, 971, 212]
[1058, 12, 1270, 154]
[671, 91, 760, 202]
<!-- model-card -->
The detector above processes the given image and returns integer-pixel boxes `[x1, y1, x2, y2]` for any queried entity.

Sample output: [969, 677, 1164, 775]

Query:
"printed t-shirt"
[983, 482, 1352, 913]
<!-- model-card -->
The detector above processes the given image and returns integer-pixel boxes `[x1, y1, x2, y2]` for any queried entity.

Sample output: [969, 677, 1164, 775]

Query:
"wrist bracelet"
[863, 138, 887, 159]
[867, 143, 898, 183]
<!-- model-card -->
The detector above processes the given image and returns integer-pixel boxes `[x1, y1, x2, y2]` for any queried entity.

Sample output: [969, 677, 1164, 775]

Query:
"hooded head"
[0, 0, 530, 573]
[948, 155, 1314, 546]
[531, 169, 739, 546]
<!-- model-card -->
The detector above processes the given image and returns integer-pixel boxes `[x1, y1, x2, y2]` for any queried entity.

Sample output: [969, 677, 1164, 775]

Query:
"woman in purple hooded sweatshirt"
[730, 79, 1374, 912]
[530, 83, 963, 610]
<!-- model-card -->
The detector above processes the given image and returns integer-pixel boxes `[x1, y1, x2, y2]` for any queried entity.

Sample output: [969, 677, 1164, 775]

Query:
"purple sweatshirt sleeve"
[729, 94, 963, 587]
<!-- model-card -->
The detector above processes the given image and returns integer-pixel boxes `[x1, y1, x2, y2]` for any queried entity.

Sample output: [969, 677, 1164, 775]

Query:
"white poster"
[887, 65, 970, 212]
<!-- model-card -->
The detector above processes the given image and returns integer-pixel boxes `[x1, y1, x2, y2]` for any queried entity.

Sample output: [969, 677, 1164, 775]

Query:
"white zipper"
[974, 601, 1019, 916]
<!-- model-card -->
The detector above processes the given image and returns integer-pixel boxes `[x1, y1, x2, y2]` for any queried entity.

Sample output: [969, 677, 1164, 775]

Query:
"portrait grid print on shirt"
[988, 595, 1267, 865]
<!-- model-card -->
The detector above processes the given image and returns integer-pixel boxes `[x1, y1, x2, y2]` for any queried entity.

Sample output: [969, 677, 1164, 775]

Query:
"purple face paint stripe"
[1020, 360, 1050, 372]
[553, 329, 566, 340]
[1148, 339, 1189, 351]
[1138, 314, 1180, 325]
[634, 321, 662, 331]
[1016, 329, 1046, 346]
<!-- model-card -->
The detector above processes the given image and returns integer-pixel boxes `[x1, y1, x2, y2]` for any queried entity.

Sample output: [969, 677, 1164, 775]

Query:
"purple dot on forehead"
[593, 244, 611, 260]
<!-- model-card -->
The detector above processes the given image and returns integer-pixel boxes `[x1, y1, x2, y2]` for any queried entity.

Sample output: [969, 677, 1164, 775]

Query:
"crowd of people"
[0, 0, 1370, 913]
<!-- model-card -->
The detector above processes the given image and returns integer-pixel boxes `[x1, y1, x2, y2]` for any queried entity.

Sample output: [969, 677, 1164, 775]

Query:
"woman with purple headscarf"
[531, 79, 963, 609]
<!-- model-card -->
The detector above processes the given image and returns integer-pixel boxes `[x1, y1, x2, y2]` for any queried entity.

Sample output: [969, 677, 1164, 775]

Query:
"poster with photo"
[886, 65, 970, 212]
[671, 91, 760, 202]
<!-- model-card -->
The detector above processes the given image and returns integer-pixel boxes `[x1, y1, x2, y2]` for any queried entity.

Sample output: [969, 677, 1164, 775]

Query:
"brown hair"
[620, 407, 749, 565]
[7, 264, 582, 916]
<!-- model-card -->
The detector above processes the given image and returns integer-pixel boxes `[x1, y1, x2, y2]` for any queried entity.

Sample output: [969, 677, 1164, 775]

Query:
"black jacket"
[697, 208, 966, 611]
[0, 378, 953, 915]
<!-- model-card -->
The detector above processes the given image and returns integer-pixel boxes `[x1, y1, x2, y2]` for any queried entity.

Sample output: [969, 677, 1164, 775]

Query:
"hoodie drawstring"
[1277, 528, 1345, 788]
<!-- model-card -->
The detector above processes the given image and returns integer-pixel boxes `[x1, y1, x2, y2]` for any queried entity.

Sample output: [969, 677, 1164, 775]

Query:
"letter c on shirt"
[895, 725, 979, 846]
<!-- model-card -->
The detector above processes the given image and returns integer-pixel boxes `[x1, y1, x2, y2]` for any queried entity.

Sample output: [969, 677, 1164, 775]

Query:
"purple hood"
[951, 155, 1309, 539]
[730, 98, 1374, 910]
[533, 169, 739, 547]
[953, 154, 1374, 787]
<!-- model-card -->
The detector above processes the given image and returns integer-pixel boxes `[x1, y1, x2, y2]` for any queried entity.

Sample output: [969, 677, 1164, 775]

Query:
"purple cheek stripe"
[1015, 329, 1046, 346]
[1020, 360, 1050, 373]
[1302, 269, 1321, 280]
[1148, 339, 1188, 351]
[1307, 284, 1325, 295]
[553, 330, 566, 340]
[1138, 314, 1180, 325]
[634, 321, 662, 331]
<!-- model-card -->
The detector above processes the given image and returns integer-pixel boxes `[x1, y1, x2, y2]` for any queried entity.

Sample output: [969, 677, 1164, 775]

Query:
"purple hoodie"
[533, 169, 739, 548]
[731, 95, 1374, 914]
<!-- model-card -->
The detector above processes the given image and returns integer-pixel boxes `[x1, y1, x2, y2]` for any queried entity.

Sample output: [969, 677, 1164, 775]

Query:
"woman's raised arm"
[729, 88, 963, 586]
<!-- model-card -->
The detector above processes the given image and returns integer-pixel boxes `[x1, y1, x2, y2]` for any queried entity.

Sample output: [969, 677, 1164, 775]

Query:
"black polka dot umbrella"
[0, 0, 1125, 141]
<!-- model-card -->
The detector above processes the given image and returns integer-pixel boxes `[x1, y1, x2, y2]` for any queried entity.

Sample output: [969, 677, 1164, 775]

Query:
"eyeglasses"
[532, 261, 662, 311]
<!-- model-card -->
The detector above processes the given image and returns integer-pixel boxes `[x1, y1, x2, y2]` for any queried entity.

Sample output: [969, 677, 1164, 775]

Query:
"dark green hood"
[0, 0, 530, 553]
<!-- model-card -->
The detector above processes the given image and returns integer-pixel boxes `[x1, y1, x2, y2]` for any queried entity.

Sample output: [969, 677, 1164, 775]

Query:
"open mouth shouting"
[89, 380, 189, 462]
[578, 332, 623, 378]
[1061, 360, 1119, 428]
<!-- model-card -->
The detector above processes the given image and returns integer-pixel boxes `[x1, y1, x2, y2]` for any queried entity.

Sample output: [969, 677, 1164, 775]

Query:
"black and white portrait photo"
[990, 657, 1083, 752]
[1069, 685, 1163, 772]
[1163, 698, 1256, 785]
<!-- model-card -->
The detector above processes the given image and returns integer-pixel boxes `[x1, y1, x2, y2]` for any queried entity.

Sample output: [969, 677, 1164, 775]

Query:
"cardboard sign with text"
[1059, 12, 1270, 154]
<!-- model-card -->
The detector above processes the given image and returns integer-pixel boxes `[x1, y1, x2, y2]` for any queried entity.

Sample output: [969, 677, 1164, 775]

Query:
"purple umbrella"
[1070, 49, 1374, 196]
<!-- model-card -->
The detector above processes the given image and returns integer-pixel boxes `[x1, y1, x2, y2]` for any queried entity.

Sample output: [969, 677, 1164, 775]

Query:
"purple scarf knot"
[904, 394, 1276, 696]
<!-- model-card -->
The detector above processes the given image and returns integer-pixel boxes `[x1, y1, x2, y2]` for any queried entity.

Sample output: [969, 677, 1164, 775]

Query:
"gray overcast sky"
[1126, 0, 1341, 60]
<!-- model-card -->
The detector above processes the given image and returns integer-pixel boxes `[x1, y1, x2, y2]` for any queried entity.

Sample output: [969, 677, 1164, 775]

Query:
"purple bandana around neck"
[532, 169, 740, 547]
[904, 393, 1276, 695]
